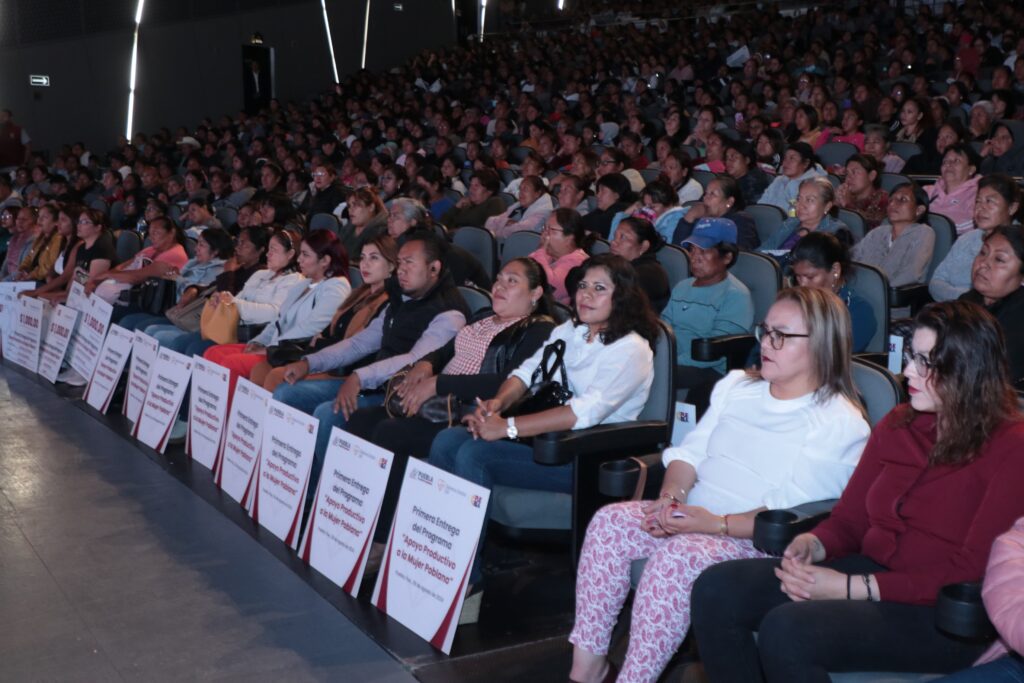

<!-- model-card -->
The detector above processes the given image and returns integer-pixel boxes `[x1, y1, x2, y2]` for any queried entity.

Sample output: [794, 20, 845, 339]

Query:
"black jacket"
[423, 313, 556, 400]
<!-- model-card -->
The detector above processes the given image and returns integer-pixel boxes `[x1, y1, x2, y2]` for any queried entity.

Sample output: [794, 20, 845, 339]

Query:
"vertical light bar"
[557, 0, 565, 9]
[479, 0, 487, 42]
[360, 0, 371, 69]
[125, 0, 146, 139]
[320, 0, 339, 83]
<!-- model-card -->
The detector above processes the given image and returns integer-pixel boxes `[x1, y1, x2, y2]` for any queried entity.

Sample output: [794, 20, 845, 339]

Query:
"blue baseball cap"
[683, 217, 738, 250]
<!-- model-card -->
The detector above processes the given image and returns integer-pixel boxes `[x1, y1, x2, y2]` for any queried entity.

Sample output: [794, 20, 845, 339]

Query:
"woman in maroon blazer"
[690, 300, 1024, 682]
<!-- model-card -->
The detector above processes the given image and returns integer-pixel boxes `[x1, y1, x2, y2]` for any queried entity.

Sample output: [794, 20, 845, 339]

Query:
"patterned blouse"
[836, 184, 889, 230]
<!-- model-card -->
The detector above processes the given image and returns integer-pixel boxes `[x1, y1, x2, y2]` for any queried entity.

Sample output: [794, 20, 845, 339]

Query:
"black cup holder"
[935, 582, 996, 641]
[598, 458, 642, 498]
[753, 510, 815, 556]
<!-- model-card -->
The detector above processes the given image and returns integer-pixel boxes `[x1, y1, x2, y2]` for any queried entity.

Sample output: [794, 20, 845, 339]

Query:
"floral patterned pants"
[569, 501, 767, 683]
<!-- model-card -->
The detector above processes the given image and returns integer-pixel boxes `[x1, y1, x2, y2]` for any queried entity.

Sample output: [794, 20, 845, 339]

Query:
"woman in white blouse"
[204, 229, 351, 388]
[427, 254, 663, 612]
[568, 286, 871, 683]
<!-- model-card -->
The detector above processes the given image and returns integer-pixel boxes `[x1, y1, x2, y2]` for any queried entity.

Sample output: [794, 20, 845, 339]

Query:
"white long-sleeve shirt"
[232, 270, 304, 324]
[663, 370, 870, 513]
[510, 321, 654, 430]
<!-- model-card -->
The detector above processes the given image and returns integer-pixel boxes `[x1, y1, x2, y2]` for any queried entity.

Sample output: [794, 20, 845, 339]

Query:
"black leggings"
[345, 406, 447, 543]
[691, 556, 987, 683]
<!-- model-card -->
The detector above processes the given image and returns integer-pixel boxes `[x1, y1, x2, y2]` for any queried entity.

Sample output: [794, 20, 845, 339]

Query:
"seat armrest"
[532, 421, 669, 466]
[752, 499, 838, 556]
[598, 453, 665, 498]
[935, 582, 997, 641]
[691, 334, 757, 370]
[889, 284, 931, 312]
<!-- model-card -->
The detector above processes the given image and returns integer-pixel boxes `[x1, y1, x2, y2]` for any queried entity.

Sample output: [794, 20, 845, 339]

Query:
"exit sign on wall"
[29, 75, 50, 87]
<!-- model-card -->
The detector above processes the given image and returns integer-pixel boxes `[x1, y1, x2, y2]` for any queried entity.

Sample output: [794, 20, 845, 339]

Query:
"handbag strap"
[531, 338, 568, 386]
[628, 456, 649, 501]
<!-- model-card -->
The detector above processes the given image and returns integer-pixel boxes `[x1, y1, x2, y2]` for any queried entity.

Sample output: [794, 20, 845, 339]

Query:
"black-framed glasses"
[903, 349, 935, 379]
[755, 323, 810, 350]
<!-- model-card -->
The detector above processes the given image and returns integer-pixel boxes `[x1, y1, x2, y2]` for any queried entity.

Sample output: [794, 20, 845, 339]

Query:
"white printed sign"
[132, 348, 193, 453]
[186, 358, 231, 471]
[670, 401, 698, 447]
[372, 460, 490, 654]
[250, 400, 319, 548]
[84, 325, 134, 413]
[299, 428, 394, 595]
[124, 331, 160, 424]
[215, 378, 270, 508]
[0, 283, 36, 353]
[66, 280, 89, 313]
[887, 334, 904, 376]
[68, 295, 113, 381]
[38, 304, 79, 383]
[6, 295, 46, 372]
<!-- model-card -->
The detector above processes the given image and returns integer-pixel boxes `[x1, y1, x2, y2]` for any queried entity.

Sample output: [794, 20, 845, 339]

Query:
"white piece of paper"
[0, 282, 36, 354]
[132, 348, 193, 453]
[215, 378, 271, 508]
[299, 427, 395, 596]
[68, 295, 113, 381]
[372, 460, 490, 654]
[84, 325, 134, 414]
[38, 304, 79, 383]
[250, 399, 319, 549]
[124, 331, 160, 424]
[887, 334, 904, 376]
[671, 401, 698, 447]
[186, 358, 231, 471]
[65, 281, 90, 312]
[6, 295, 46, 372]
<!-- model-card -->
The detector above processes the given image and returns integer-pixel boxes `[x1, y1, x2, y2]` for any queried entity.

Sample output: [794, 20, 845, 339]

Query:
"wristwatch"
[506, 417, 519, 440]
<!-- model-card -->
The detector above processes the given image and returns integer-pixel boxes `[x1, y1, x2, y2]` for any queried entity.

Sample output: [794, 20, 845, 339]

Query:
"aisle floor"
[0, 366, 417, 682]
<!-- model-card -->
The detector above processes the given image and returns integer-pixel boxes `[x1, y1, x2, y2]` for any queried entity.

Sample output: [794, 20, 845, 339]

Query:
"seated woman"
[724, 140, 771, 208]
[834, 154, 888, 230]
[256, 234, 397, 392]
[609, 181, 689, 245]
[2, 207, 37, 281]
[339, 187, 387, 262]
[427, 254, 661, 603]
[980, 122, 1024, 176]
[693, 131, 726, 174]
[582, 173, 633, 240]
[931, 173, 1021, 301]
[27, 207, 115, 304]
[926, 143, 982, 236]
[959, 225, 1024, 389]
[415, 165, 455, 221]
[759, 177, 850, 257]
[529, 208, 590, 306]
[484, 176, 554, 239]
[387, 197, 490, 289]
[672, 175, 759, 250]
[203, 230, 349, 388]
[345, 258, 557, 560]
[935, 516, 1024, 682]
[87, 216, 189, 312]
[692, 301, 1024, 682]
[13, 204, 62, 283]
[852, 181, 935, 295]
[568, 286, 870, 683]
[791, 233, 877, 353]
[662, 218, 753, 409]
[39, 204, 81, 285]
[118, 227, 234, 332]
[609, 216, 671, 312]
[793, 104, 825, 149]
[661, 149, 703, 206]
[903, 121, 966, 175]
[863, 125, 907, 174]
[757, 142, 825, 213]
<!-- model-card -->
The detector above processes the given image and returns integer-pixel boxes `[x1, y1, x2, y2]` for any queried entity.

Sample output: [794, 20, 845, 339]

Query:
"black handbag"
[266, 338, 314, 367]
[503, 338, 573, 417]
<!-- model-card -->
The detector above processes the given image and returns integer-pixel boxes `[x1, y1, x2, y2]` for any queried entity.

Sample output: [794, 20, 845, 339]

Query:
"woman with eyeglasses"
[528, 208, 591, 305]
[568, 287, 870, 683]
[693, 300, 1024, 682]
[24, 207, 116, 303]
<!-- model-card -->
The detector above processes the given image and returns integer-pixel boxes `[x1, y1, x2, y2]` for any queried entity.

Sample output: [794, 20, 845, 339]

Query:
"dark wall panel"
[0, 0, 458, 156]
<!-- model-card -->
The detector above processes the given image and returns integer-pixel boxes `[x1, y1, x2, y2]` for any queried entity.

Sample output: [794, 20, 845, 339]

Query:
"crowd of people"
[4, 0, 1024, 679]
